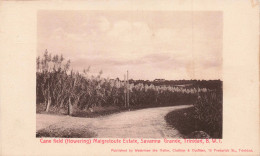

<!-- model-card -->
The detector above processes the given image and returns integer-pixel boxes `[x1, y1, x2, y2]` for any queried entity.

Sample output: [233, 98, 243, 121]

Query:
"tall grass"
[194, 90, 223, 137]
[36, 51, 218, 117]
[165, 89, 223, 138]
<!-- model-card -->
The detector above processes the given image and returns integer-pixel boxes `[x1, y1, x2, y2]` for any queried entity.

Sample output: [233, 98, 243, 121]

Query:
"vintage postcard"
[0, 0, 259, 155]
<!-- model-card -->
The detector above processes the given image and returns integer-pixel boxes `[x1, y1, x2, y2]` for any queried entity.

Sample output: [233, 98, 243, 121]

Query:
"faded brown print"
[36, 11, 223, 139]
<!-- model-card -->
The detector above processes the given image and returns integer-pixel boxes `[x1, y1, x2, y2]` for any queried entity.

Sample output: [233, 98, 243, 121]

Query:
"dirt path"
[37, 105, 192, 138]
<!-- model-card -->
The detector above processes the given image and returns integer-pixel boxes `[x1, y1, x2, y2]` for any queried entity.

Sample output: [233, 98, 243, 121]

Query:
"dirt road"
[37, 105, 192, 138]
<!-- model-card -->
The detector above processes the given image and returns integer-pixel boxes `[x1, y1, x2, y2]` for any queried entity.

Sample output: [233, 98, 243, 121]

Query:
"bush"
[194, 90, 222, 138]
[165, 90, 223, 138]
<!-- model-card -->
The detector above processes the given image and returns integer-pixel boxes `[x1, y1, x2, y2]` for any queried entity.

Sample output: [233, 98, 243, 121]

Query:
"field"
[36, 51, 223, 138]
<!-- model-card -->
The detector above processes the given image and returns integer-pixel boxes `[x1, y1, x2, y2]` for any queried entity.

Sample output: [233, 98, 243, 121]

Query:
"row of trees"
[36, 51, 215, 115]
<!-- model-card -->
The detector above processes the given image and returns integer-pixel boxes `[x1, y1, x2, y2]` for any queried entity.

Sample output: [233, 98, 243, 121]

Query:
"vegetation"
[36, 50, 223, 138]
[165, 89, 222, 138]
[36, 124, 97, 138]
[37, 50, 217, 116]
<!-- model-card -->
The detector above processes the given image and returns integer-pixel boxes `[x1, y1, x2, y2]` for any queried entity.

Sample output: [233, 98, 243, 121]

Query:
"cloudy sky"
[38, 11, 222, 80]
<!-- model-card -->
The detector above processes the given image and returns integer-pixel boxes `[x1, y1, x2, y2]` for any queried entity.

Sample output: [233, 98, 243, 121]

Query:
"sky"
[37, 11, 222, 80]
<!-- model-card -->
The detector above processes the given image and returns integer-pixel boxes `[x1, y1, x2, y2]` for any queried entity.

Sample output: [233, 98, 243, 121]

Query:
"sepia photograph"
[35, 10, 223, 139]
[1, 0, 259, 155]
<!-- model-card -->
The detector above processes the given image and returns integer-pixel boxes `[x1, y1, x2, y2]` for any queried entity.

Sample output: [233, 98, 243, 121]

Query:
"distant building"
[154, 79, 165, 82]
